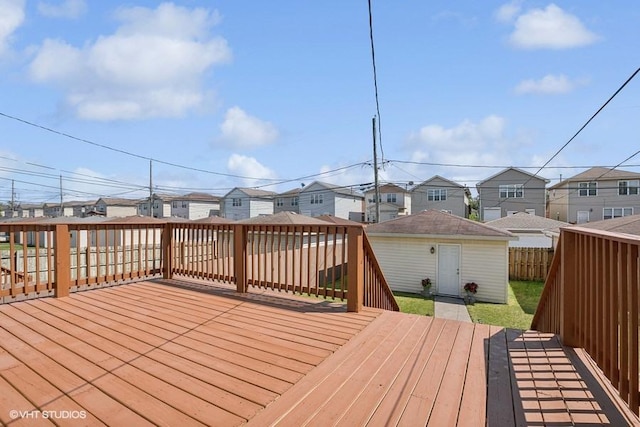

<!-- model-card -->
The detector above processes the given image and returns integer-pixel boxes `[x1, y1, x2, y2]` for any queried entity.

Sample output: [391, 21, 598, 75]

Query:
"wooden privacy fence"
[509, 247, 553, 281]
[531, 227, 640, 416]
[1, 221, 398, 312]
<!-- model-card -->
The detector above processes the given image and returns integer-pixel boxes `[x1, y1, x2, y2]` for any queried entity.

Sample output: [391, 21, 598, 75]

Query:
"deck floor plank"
[456, 323, 491, 427]
[364, 316, 448, 427]
[0, 279, 637, 427]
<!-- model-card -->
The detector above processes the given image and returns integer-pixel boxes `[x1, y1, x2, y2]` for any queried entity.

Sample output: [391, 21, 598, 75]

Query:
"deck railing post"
[162, 223, 173, 279]
[234, 224, 247, 293]
[560, 230, 579, 347]
[347, 226, 364, 313]
[54, 224, 70, 298]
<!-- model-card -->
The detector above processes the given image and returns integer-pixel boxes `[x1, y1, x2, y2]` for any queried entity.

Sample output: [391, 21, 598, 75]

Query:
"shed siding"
[367, 236, 435, 294]
[460, 242, 508, 303]
[368, 235, 508, 303]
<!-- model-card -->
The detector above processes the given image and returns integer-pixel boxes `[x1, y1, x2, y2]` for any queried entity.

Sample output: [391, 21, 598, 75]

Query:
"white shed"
[366, 210, 515, 303]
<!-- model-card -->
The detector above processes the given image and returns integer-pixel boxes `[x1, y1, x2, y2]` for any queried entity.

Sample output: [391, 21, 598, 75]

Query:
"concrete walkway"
[434, 295, 472, 322]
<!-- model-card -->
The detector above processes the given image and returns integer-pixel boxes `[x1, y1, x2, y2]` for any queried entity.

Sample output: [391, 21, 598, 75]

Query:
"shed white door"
[437, 244, 460, 296]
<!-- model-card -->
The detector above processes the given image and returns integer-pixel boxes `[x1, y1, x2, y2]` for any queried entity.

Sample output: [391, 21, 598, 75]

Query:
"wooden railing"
[164, 223, 399, 312]
[532, 227, 640, 415]
[1, 221, 397, 312]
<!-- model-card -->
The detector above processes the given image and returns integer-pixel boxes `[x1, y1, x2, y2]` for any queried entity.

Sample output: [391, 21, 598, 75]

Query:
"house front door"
[437, 244, 460, 296]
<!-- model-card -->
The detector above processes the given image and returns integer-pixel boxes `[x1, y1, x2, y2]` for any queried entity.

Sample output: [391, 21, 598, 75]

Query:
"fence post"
[234, 224, 247, 293]
[347, 226, 364, 313]
[560, 230, 579, 347]
[162, 223, 173, 279]
[54, 224, 70, 298]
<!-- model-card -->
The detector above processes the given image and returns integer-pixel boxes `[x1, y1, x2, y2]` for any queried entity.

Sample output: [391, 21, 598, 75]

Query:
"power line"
[0, 111, 281, 182]
[367, 0, 384, 162]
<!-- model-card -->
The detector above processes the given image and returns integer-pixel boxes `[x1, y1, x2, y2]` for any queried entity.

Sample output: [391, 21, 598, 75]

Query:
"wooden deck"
[0, 279, 637, 426]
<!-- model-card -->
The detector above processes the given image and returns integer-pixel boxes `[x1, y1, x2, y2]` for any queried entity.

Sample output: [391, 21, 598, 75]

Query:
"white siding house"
[366, 210, 514, 303]
[170, 192, 221, 220]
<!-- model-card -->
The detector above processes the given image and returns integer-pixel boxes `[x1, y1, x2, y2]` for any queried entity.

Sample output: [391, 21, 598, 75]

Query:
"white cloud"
[38, 0, 86, 19]
[495, 1, 521, 23]
[218, 107, 279, 148]
[507, 4, 598, 49]
[515, 74, 586, 95]
[405, 116, 528, 185]
[0, 0, 25, 56]
[28, 2, 231, 120]
[227, 154, 277, 187]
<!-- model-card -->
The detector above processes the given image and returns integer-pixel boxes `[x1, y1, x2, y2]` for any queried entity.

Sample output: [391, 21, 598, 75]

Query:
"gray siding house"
[411, 176, 470, 218]
[274, 188, 301, 214]
[364, 183, 411, 223]
[476, 167, 549, 222]
[222, 188, 276, 220]
[298, 181, 364, 221]
[548, 167, 640, 224]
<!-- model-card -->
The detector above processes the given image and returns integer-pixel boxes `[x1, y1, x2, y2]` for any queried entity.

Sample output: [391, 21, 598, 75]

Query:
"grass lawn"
[393, 291, 435, 316]
[466, 280, 544, 330]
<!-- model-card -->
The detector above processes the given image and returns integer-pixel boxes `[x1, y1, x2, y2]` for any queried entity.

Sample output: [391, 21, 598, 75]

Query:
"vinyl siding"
[411, 177, 468, 217]
[334, 195, 363, 220]
[368, 235, 508, 303]
[477, 169, 547, 221]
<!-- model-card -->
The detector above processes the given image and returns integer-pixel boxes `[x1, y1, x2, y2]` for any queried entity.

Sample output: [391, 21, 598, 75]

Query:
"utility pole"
[148, 160, 153, 217]
[10, 180, 15, 215]
[372, 116, 381, 223]
[59, 175, 64, 217]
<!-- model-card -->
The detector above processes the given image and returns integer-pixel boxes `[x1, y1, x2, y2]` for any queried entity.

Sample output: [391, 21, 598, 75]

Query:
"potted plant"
[421, 278, 432, 297]
[464, 281, 478, 304]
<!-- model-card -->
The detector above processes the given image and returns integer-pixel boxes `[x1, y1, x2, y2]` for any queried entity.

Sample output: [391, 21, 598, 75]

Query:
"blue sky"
[1, 0, 639, 204]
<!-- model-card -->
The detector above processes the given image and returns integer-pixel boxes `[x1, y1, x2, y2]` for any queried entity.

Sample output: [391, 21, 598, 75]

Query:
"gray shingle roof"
[366, 209, 514, 238]
[486, 212, 568, 233]
[237, 211, 331, 225]
[573, 214, 640, 236]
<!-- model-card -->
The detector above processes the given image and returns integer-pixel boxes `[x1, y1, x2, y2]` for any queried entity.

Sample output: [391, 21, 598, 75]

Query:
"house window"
[603, 207, 633, 219]
[232, 198, 242, 207]
[427, 189, 447, 201]
[276, 198, 284, 207]
[499, 184, 524, 198]
[578, 182, 597, 197]
[291, 196, 299, 206]
[386, 193, 397, 203]
[618, 180, 639, 196]
[172, 201, 178, 208]
[311, 194, 323, 204]
[181, 202, 187, 208]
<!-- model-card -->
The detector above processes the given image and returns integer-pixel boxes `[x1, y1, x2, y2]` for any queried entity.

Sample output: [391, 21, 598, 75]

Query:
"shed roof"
[366, 209, 514, 239]
[191, 215, 234, 224]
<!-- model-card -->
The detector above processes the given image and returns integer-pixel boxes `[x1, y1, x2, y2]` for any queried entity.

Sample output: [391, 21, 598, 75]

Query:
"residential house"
[367, 210, 514, 303]
[298, 181, 364, 222]
[222, 188, 276, 220]
[485, 212, 568, 248]
[363, 183, 411, 223]
[93, 198, 140, 218]
[13, 203, 44, 218]
[547, 167, 640, 224]
[411, 175, 470, 218]
[274, 188, 301, 214]
[138, 194, 174, 218]
[169, 192, 221, 220]
[43, 202, 76, 217]
[476, 167, 549, 221]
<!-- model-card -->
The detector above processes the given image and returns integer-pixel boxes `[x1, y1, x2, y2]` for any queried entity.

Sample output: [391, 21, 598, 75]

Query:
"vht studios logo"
[9, 410, 87, 420]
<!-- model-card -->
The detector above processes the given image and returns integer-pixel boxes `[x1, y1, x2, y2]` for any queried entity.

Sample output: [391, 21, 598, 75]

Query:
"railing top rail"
[561, 225, 640, 245]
